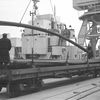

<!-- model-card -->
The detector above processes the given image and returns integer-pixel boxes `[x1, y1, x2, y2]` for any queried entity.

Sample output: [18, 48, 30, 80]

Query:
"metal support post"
[30, 0, 39, 64]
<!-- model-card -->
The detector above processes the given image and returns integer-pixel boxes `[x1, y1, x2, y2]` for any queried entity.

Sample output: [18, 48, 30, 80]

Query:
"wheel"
[0, 86, 2, 92]
[7, 81, 20, 98]
[34, 79, 44, 91]
[93, 69, 97, 78]
[93, 72, 97, 78]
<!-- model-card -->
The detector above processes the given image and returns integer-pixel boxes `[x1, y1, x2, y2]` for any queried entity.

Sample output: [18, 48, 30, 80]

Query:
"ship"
[9, 0, 100, 67]
[9, 0, 78, 67]
[10, 13, 77, 67]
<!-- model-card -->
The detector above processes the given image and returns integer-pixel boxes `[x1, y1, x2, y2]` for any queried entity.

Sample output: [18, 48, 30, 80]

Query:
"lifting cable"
[20, 0, 31, 23]
[49, 0, 54, 15]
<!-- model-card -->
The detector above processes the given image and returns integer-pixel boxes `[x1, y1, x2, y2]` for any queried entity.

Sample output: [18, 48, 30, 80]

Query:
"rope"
[19, 0, 31, 23]
[49, 0, 54, 15]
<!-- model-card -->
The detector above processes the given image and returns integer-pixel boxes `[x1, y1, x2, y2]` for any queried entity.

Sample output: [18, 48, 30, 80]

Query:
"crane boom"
[0, 20, 87, 52]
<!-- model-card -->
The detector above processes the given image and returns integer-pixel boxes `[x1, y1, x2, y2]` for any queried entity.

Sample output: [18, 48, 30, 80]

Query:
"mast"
[30, 0, 39, 64]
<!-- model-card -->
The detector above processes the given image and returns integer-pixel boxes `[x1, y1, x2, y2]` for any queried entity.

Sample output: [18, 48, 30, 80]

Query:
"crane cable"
[20, 0, 31, 23]
[49, 0, 54, 16]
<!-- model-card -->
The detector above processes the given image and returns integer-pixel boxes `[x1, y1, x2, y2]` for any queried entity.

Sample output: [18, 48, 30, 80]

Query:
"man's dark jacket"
[0, 38, 11, 57]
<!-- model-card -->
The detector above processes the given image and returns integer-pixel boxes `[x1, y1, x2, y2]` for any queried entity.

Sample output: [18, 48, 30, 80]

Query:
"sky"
[0, 0, 83, 38]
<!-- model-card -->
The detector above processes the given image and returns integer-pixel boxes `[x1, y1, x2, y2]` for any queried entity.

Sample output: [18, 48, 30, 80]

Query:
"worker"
[0, 33, 11, 66]
[87, 42, 93, 59]
[60, 27, 70, 46]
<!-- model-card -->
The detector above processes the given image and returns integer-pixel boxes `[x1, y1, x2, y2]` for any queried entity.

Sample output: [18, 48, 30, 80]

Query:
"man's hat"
[3, 33, 7, 36]
[2, 33, 7, 38]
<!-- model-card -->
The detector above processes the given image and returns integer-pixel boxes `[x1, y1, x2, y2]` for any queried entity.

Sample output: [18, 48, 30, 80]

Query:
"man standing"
[87, 42, 93, 59]
[0, 33, 11, 65]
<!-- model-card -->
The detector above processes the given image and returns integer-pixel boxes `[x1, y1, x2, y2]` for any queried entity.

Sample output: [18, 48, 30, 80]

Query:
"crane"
[73, 0, 100, 58]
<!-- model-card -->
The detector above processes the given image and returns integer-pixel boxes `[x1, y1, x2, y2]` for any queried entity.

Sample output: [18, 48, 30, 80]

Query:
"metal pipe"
[0, 20, 88, 52]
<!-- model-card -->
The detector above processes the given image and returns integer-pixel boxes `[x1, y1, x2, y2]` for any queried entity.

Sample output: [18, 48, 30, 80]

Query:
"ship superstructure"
[21, 14, 76, 60]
